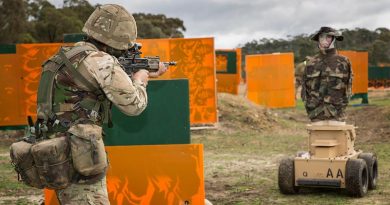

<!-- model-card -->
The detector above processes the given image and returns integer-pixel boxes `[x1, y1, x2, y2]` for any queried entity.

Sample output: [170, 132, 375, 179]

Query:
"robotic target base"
[278, 122, 378, 197]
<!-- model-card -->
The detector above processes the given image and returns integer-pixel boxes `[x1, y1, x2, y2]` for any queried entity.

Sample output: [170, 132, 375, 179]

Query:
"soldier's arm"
[83, 51, 148, 116]
[300, 61, 308, 102]
[340, 58, 353, 108]
[346, 58, 353, 99]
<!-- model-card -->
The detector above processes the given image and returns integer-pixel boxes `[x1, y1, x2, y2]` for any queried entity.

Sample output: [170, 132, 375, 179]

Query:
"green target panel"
[103, 79, 190, 146]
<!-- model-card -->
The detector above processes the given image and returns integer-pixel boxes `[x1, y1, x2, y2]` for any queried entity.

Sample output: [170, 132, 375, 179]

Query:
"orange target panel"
[339, 50, 368, 94]
[0, 54, 24, 126]
[1, 38, 217, 127]
[45, 144, 205, 205]
[139, 38, 217, 125]
[215, 48, 241, 95]
[246, 53, 295, 108]
[17, 43, 63, 120]
[216, 74, 239, 94]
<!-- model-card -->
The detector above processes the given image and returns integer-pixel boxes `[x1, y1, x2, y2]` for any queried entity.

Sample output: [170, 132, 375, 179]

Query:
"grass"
[195, 126, 390, 204]
[193, 93, 390, 204]
[368, 97, 390, 107]
[270, 151, 390, 205]
[0, 148, 42, 204]
[0, 146, 9, 154]
[295, 99, 305, 110]
[0, 198, 32, 205]
[0, 156, 36, 194]
[0, 92, 389, 204]
[297, 91, 390, 111]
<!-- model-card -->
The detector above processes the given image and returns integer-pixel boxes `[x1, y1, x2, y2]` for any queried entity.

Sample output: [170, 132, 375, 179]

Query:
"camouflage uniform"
[301, 48, 352, 121]
[49, 41, 147, 204]
[40, 5, 147, 204]
[295, 61, 306, 99]
[55, 176, 109, 204]
[8, 4, 153, 204]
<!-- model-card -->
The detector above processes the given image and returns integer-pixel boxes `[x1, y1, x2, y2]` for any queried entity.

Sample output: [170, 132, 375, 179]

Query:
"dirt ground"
[347, 106, 390, 143]
[193, 91, 390, 204]
[0, 90, 389, 204]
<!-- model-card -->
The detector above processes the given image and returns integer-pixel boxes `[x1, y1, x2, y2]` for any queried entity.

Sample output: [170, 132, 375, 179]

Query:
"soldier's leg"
[55, 176, 110, 205]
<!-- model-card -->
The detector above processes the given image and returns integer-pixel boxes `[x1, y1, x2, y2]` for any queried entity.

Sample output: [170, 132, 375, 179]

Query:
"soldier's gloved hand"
[149, 62, 168, 78]
[133, 69, 149, 86]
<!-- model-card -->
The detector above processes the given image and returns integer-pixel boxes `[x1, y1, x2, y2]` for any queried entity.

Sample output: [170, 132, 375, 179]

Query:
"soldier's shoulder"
[84, 51, 115, 65]
[73, 41, 89, 47]
[87, 50, 112, 59]
[72, 41, 99, 52]
[295, 62, 305, 77]
[336, 54, 350, 63]
[305, 55, 319, 64]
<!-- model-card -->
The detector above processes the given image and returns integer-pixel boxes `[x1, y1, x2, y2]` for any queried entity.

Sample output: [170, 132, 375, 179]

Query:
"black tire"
[345, 159, 368, 197]
[278, 157, 299, 194]
[358, 153, 378, 190]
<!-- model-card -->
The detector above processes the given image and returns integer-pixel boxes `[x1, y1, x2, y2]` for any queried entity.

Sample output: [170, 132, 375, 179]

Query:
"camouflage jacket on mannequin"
[301, 27, 353, 122]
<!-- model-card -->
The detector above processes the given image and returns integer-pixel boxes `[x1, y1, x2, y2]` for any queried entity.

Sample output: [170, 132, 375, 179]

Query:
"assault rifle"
[118, 43, 176, 75]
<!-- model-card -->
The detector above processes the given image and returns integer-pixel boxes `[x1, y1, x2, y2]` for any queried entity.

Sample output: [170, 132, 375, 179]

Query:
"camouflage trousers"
[55, 176, 110, 205]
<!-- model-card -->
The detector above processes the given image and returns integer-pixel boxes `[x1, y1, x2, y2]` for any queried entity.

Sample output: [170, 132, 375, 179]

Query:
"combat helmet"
[82, 4, 137, 50]
[311, 27, 343, 41]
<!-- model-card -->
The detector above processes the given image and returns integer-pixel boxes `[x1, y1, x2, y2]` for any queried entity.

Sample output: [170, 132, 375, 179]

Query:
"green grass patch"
[193, 128, 307, 157]
[298, 95, 390, 109]
[0, 158, 29, 192]
[369, 97, 390, 106]
[0, 144, 38, 197]
[195, 101, 390, 204]
[296, 99, 305, 110]
[0, 144, 10, 153]
[1, 198, 36, 205]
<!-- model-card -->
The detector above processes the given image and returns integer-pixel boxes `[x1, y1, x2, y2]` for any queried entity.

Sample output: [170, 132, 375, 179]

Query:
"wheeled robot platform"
[278, 121, 378, 197]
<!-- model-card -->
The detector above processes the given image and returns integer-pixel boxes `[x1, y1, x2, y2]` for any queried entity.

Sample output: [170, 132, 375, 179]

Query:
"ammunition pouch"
[68, 124, 107, 176]
[10, 141, 44, 189]
[10, 136, 75, 190]
[31, 136, 74, 190]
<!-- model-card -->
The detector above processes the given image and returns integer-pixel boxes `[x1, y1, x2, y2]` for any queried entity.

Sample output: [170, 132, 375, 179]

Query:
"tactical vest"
[36, 44, 112, 138]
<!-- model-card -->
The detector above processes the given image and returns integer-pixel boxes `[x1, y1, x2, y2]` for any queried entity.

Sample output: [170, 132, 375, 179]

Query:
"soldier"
[37, 4, 167, 204]
[301, 27, 353, 122]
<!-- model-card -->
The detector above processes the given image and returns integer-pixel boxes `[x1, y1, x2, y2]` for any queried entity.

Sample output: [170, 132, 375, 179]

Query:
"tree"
[371, 40, 390, 65]
[0, 0, 28, 43]
[0, 1, 187, 43]
[25, 0, 92, 42]
[62, 0, 95, 23]
[33, 5, 84, 42]
[133, 13, 186, 39]
[241, 27, 390, 66]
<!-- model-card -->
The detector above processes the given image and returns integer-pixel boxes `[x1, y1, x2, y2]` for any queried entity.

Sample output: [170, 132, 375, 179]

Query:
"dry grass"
[193, 92, 390, 205]
[0, 92, 389, 204]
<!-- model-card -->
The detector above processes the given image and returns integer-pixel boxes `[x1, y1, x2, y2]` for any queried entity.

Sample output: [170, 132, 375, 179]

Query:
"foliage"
[0, 0, 27, 43]
[30, 1, 86, 42]
[241, 27, 390, 66]
[134, 13, 186, 39]
[0, 0, 186, 44]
